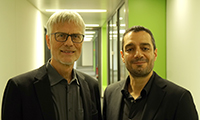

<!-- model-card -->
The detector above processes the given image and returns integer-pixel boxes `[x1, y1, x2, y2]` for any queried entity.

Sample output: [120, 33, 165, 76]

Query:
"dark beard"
[127, 60, 154, 78]
[129, 66, 152, 77]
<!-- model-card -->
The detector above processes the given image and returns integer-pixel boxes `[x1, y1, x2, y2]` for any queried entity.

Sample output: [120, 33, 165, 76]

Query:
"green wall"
[128, 0, 166, 78]
[101, 23, 108, 90]
[101, 0, 166, 89]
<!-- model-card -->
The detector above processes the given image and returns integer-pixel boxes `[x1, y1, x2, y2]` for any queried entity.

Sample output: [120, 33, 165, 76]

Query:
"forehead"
[52, 21, 84, 33]
[124, 31, 152, 46]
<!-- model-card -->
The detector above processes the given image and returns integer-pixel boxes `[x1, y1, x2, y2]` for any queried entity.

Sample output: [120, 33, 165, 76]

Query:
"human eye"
[72, 34, 83, 42]
[125, 44, 135, 52]
[72, 34, 81, 39]
[125, 47, 134, 52]
[141, 46, 150, 51]
[56, 33, 65, 38]
[55, 33, 67, 41]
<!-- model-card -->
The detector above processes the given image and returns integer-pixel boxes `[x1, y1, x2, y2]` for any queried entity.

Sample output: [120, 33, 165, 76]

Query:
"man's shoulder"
[105, 80, 125, 93]
[9, 65, 46, 84]
[75, 70, 98, 84]
[153, 72, 189, 94]
[108, 80, 125, 87]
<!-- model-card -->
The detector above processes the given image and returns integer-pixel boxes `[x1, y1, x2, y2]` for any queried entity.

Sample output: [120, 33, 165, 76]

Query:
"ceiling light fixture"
[85, 35, 94, 37]
[46, 9, 107, 13]
[84, 37, 93, 41]
[85, 31, 96, 34]
[85, 24, 99, 27]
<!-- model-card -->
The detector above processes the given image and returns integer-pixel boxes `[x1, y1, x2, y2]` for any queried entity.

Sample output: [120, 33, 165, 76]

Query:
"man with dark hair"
[103, 26, 198, 120]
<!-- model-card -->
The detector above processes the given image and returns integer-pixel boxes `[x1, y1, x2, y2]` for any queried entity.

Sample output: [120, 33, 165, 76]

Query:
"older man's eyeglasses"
[51, 32, 84, 43]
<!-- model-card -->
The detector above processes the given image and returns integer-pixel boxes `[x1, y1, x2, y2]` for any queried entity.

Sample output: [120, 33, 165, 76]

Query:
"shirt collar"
[46, 60, 80, 86]
[144, 72, 154, 95]
[121, 72, 155, 98]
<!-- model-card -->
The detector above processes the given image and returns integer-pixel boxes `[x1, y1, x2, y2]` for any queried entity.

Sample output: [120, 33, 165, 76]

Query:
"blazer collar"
[141, 72, 167, 120]
[75, 70, 93, 120]
[116, 72, 167, 120]
[34, 66, 95, 120]
[34, 65, 56, 120]
[110, 80, 126, 120]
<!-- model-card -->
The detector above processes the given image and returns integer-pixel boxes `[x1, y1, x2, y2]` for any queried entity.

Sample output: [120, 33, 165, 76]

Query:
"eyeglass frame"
[50, 32, 85, 43]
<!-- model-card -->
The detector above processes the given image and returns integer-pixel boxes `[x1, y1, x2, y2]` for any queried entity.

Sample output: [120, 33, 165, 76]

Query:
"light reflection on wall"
[34, 11, 44, 67]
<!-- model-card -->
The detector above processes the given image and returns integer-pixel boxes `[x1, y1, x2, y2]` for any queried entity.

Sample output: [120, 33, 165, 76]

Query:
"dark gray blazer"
[2, 65, 102, 120]
[103, 72, 198, 120]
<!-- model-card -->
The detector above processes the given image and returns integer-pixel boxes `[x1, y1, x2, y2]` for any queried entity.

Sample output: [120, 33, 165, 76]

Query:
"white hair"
[46, 11, 85, 35]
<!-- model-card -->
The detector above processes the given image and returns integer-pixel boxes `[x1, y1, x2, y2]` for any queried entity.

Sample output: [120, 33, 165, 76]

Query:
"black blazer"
[103, 72, 198, 120]
[2, 65, 102, 120]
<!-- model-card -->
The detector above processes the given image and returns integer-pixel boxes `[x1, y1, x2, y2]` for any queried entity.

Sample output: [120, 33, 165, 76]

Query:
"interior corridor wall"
[0, 0, 48, 116]
[82, 42, 93, 66]
[167, 0, 200, 115]
[101, 22, 108, 96]
[128, 0, 166, 78]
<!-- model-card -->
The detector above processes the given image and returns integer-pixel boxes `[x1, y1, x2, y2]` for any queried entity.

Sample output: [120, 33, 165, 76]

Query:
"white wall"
[0, 0, 48, 116]
[167, 0, 200, 115]
[82, 41, 93, 66]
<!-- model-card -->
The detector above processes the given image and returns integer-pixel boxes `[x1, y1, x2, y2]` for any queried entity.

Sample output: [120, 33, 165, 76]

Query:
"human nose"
[134, 48, 143, 58]
[64, 35, 73, 46]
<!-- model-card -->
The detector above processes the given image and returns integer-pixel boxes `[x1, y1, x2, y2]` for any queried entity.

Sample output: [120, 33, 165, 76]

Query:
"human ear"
[46, 35, 51, 50]
[154, 48, 158, 61]
[120, 50, 125, 63]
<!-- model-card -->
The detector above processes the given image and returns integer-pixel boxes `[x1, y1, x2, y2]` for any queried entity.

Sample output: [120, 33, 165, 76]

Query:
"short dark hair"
[122, 26, 156, 52]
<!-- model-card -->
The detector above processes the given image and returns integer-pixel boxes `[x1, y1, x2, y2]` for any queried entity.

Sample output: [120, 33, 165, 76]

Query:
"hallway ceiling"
[27, 0, 124, 27]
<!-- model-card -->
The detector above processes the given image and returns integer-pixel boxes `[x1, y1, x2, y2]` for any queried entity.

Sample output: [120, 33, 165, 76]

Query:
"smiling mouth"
[134, 62, 145, 65]
[132, 60, 147, 65]
[61, 50, 75, 53]
[135, 61, 145, 63]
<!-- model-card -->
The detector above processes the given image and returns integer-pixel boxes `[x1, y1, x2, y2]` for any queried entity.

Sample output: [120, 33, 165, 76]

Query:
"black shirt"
[121, 73, 154, 120]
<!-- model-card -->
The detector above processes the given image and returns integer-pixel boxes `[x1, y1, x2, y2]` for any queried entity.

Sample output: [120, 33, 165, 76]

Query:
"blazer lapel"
[34, 65, 56, 120]
[142, 74, 166, 120]
[105, 80, 125, 120]
[76, 72, 92, 120]
[113, 81, 125, 120]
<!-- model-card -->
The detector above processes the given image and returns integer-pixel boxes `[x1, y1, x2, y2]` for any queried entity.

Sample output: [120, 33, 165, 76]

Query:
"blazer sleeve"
[174, 90, 198, 120]
[102, 88, 108, 120]
[93, 83, 102, 120]
[2, 79, 22, 120]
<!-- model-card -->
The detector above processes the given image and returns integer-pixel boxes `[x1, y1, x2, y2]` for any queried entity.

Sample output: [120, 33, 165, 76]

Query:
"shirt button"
[131, 100, 136, 103]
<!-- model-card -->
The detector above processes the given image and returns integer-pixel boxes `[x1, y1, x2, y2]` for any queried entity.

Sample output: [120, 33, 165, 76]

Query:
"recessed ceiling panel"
[27, 0, 124, 26]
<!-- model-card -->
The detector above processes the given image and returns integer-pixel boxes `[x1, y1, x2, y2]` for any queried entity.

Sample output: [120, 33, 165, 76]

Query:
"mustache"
[131, 58, 148, 63]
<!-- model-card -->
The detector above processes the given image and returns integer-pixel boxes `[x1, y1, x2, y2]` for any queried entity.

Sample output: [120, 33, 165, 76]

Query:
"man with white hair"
[2, 11, 102, 120]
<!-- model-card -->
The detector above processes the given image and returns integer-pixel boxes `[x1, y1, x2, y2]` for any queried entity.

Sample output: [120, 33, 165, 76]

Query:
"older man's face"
[46, 21, 84, 67]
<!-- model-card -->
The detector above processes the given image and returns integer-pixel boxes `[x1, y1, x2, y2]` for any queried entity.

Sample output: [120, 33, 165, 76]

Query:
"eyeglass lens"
[55, 33, 83, 43]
